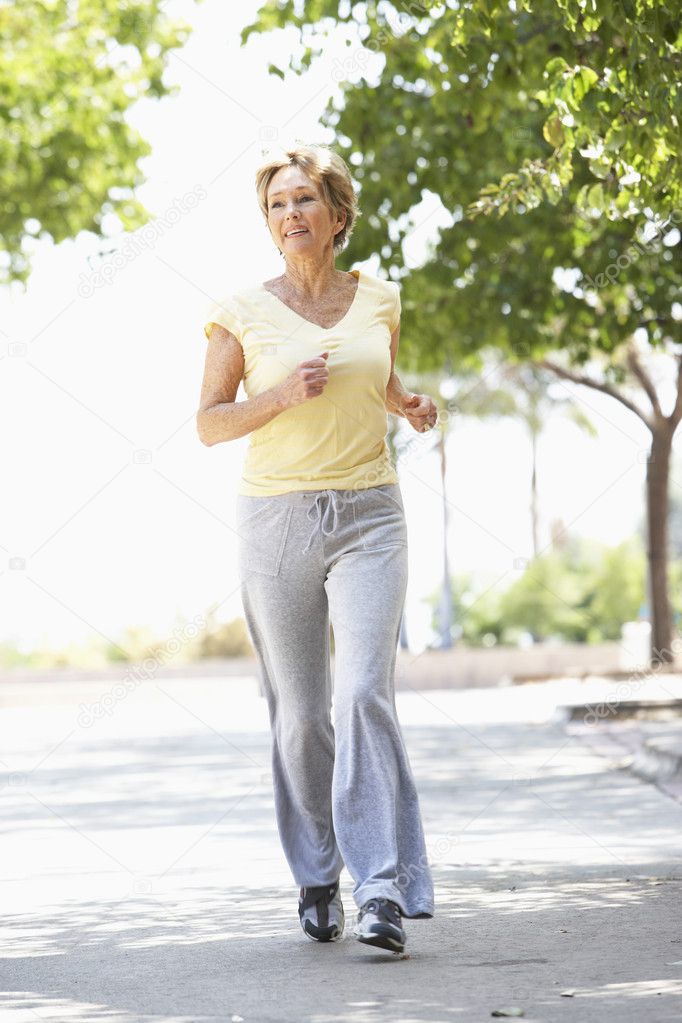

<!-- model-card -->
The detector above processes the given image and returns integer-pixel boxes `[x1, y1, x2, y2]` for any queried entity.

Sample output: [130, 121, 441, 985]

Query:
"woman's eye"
[270, 195, 313, 210]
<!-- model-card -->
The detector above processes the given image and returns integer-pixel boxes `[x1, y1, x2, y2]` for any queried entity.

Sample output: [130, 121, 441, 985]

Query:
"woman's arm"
[385, 321, 413, 417]
[196, 324, 330, 446]
[384, 320, 438, 432]
[385, 370, 413, 418]
[196, 324, 283, 446]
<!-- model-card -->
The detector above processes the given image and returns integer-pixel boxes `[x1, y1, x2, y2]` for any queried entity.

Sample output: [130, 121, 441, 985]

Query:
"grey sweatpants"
[236, 482, 435, 919]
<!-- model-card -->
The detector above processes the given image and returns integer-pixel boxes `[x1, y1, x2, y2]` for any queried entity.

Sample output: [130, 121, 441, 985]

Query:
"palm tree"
[499, 364, 597, 557]
[387, 357, 599, 650]
[388, 358, 517, 649]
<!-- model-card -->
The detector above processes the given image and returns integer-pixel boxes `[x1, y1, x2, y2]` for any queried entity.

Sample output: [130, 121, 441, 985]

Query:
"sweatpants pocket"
[354, 484, 408, 551]
[236, 499, 294, 577]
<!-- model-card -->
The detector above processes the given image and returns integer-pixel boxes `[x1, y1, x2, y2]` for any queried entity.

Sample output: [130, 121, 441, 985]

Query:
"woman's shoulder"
[203, 278, 266, 342]
[205, 278, 266, 320]
[358, 269, 399, 290]
[220, 277, 266, 306]
[358, 269, 400, 305]
[357, 270, 400, 306]
[355, 270, 401, 331]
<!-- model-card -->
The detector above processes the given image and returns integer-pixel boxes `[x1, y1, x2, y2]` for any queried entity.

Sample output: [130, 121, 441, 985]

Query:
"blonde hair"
[255, 143, 361, 254]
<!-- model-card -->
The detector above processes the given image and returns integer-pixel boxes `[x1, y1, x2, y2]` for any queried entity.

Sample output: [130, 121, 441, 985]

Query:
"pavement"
[1, 674, 681, 1023]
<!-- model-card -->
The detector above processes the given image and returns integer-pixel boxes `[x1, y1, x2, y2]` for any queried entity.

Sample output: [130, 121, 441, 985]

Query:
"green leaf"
[0, 0, 194, 286]
[545, 56, 570, 78]
[543, 116, 564, 148]
[573, 66, 599, 102]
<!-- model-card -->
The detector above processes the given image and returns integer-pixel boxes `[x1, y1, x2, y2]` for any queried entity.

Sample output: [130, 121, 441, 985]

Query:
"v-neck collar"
[259, 269, 362, 332]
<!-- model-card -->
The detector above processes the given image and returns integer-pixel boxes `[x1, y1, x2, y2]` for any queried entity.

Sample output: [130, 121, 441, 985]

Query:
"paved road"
[1, 677, 681, 1022]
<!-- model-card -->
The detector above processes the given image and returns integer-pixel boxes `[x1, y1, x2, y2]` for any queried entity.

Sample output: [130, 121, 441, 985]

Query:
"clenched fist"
[279, 352, 330, 408]
[401, 392, 438, 433]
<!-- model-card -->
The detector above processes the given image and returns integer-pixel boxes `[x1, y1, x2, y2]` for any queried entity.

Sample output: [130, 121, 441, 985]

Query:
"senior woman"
[197, 143, 438, 954]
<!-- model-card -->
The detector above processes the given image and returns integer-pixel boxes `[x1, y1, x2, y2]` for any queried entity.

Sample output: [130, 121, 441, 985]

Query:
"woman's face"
[265, 165, 345, 258]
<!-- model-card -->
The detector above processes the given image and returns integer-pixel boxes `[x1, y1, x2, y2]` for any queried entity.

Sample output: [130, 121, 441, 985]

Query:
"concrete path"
[1, 676, 681, 1022]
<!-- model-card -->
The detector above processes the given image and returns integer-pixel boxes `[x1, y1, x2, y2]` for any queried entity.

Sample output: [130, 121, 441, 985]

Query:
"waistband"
[237, 482, 400, 507]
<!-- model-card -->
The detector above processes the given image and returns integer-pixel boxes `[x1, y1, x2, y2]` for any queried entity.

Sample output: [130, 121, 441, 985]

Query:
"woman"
[198, 143, 438, 954]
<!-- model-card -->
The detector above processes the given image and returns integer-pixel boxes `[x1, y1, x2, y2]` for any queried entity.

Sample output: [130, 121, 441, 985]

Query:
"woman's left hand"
[401, 393, 438, 433]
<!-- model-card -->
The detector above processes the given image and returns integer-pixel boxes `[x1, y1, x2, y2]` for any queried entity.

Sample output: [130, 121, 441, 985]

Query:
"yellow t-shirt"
[203, 269, 401, 496]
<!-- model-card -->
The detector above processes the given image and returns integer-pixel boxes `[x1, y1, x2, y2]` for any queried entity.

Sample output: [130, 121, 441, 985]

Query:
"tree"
[670, 476, 682, 561]
[587, 537, 647, 641]
[0, 0, 199, 286]
[500, 546, 593, 643]
[431, 534, 647, 646]
[392, 362, 516, 648]
[243, 0, 682, 666]
[498, 534, 646, 643]
[499, 363, 597, 556]
[639, 453, 682, 560]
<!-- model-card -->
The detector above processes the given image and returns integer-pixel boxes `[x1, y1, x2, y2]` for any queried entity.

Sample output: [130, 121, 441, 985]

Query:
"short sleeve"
[203, 294, 243, 344]
[388, 281, 401, 333]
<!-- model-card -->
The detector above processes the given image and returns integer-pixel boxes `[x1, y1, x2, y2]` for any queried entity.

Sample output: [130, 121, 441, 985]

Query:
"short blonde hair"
[255, 143, 361, 253]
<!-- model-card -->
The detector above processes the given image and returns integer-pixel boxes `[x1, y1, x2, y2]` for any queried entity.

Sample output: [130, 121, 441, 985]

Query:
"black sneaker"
[353, 897, 406, 952]
[298, 880, 344, 942]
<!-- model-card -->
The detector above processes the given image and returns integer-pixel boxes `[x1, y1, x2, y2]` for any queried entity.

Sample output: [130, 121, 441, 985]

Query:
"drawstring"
[302, 489, 340, 553]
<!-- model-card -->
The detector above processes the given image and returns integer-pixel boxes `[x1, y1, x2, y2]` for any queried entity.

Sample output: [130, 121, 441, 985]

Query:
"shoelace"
[360, 897, 401, 927]
[302, 490, 341, 554]
[299, 881, 339, 915]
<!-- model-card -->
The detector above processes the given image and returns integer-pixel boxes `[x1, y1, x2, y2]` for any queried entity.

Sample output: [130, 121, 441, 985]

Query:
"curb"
[630, 736, 682, 783]
[563, 698, 682, 723]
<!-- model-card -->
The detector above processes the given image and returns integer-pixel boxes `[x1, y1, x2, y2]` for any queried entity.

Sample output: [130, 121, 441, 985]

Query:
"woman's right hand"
[278, 352, 330, 408]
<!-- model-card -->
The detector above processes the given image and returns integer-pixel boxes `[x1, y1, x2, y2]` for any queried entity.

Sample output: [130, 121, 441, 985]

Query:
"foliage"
[585, 537, 648, 639]
[431, 533, 650, 645]
[245, 0, 681, 664]
[0, 634, 122, 670]
[449, 571, 507, 647]
[242, 0, 681, 375]
[195, 612, 253, 659]
[0, 0, 199, 285]
[500, 362, 598, 441]
[0, 612, 252, 669]
[499, 546, 594, 642]
[244, 0, 680, 217]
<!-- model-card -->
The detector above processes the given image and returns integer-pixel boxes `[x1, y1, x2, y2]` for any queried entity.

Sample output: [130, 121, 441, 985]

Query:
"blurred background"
[2, 0, 681, 680]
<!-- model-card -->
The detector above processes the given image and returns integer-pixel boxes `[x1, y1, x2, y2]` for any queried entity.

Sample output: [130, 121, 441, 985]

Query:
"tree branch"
[518, 20, 561, 44]
[637, 316, 670, 330]
[625, 342, 663, 421]
[670, 354, 682, 428]
[538, 358, 653, 428]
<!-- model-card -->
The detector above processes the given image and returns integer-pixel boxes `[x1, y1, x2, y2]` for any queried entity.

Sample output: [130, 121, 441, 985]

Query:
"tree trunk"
[646, 424, 675, 666]
[530, 428, 539, 558]
[438, 427, 453, 648]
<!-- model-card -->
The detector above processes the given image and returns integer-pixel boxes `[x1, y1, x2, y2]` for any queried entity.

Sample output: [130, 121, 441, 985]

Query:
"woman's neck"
[281, 257, 344, 298]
